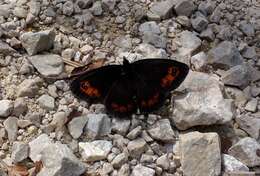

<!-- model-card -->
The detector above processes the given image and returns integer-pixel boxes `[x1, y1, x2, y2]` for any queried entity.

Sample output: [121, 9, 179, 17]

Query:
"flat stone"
[13, 7, 28, 18]
[174, 0, 195, 17]
[0, 41, 16, 55]
[236, 115, 260, 140]
[17, 78, 42, 97]
[20, 29, 55, 55]
[136, 43, 167, 58]
[191, 51, 208, 71]
[28, 54, 64, 77]
[208, 41, 244, 70]
[142, 32, 167, 48]
[68, 115, 88, 139]
[180, 131, 221, 176]
[38, 142, 86, 176]
[29, 134, 52, 162]
[0, 100, 13, 118]
[156, 154, 170, 170]
[127, 138, 147, 158]
[191, 13, 209, 32]
[239, 21, 255, 37]
[37, 94, 55, 111]
[118, 164, 130, 176]
[111, 153, 128, 169]
[139, 21, 161, 35]
[245, 98, 258, 112]
[79, 140, 112, 162]
[242, 46, 257, 59]
[222, 154, 249, 172]
[149, 0, 177, 20]
[198, 1, 216, 16]
[85, 113, 111, 139]
[3, 117, 18, 142]
[11, 142, 29, 163]
[111, 118, 130, 136]
[132, 164, 155, 176]
[13, 98, 27, 116]
[148, 119, 175, 142]
[172, 71, 234, 130]
[126, 126, 142, 140]
[228, 137, 260, 167]
[200, 27, 215, 41]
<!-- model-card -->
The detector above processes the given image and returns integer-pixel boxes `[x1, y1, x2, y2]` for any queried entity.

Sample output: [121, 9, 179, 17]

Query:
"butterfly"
[70, 58, 189, 117]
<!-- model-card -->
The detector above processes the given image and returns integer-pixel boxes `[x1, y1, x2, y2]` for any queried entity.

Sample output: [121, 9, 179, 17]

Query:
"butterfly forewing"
[70, 65, 122, 101]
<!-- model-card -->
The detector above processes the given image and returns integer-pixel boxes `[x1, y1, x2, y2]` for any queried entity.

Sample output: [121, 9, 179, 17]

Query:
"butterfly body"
[70, 58, 189, 117]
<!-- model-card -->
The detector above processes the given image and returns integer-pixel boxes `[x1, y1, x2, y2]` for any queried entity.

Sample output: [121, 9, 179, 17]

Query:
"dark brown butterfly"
[70, 58, 189, 117]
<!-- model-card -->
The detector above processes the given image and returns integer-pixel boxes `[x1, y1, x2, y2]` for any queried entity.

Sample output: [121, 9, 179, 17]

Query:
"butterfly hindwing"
[70, 65, 122, 101]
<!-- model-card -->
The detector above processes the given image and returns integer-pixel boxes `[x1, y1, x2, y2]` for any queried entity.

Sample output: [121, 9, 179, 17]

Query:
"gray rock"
[20, 29, 55, 55]
[24, 113, 42, 127]
[127, 138, 147, 158]
[13, 7, 28, 18]
[118, 164, 130, 176]
[207, 41, 243, 70]
[74, 10, 94, 27]
[113, 36, 132, 51]
[156, 154, 170, 170]
[148, 119, 175, 142]
[17, 120, 32, 128]
[3, 117, 18, 142]
[79, 140, 112, 162]
[37, 94, 55, 111]
[176, 15, 191, 27]
[28, 54, 64, 77]
[174, 0, 195, 17]
[29, 134, 52, 162]
[191, 51, 208, 71]
[85, 113, 111, 139]
[111, 118, 130, 136]
[0, 170, 7, 176]
[132, 164, 155, 176]
[139, 21, 161, 35]
[0, 41, 16, 55]
[28, 0, 41, 16]
[198, 1, 216, 16]
[242, 46, 257, 59]
[172, 71, 234, 130]
[62, 1, 74, 16]
[142, 32, 167, 48]
[0, 100, 13, 117]
[126, 126, 142, 140]
[191, 13, 209, 32]
[177, 30, 201, 56]
[209, 6, 222, 23]
[200, 26, 215, 41]
[236, 115, 260, 139]
[228, 137, 260, 167]
[217, 25, 232, 41]
[222, 154, 249, 172]
[111, 153, 128, 168]
[245, 98, 258, 112]
[221, 64, 251, 89]
[91, 1, 103, 16]
[11, 142, 29, 163]
[149, 0, 177, 20]
[136, 43, 167, 58]
[102, 0, 116, 11]
[180, 132, 221, 176]
[38, 142, 86, 176]
[13, 98, 27, 116]
[68, 115, 88, 139]
[239, 21, 255, 37]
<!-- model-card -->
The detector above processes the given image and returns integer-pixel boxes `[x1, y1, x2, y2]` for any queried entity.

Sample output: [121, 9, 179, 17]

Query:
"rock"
[236, 115, 260, 140]
[20, 29, 55, 55]
[85, 113, 111, 139]
[68, 115, 88, 139]
[148, 119, 175, 142]
[191, 13, 208, 32]
[0, 100, 13, 117]
[221, 64, 251, 89]
[126, 126, 142, 140]
[13, 7, 28, 18]
[111, 118, 130, 136]
[241, 46, 257, 59]
[37, 94, 55, 111]
[228, 137, 260, 167]
[62, 1, 74, 16]
[156, 154, 170, 170]
[79, 140, 112, 161]
[142, 32, 167, 48]
[13, 98, 27, 116]
[180, 132, 221, 176]
[127, 138, 147, 158]
[222, 154, 249, 172]
[209, 6, 222, 23]
[102, 0, 116, 11]
[17, 78, 42, 97]
[200, 27, 215, 41]
[149, 0, 177, 20]
[244, 98, 258, 112]
[136, 43, 167, 58]
[132, 164, 155, 176]
[223, 172, 256, 176]
[0, 41, 16, 55]
[28, 54, 64, 77]
[91, 1, 103, 16]
[139, 21, 161, 35]
[38, 142, 86, 176]
[207, 41, 243, 70]
[191, 51, 208, 71]
[111, 153, 128, 168]
[11, 142, 29, 163]
[198, 1, 216, 16]
[177, 30, 201, 56]
[118, 164, 130, 176]
[3, 117, 18, 142]
[29, 134, 52, 162]
[239, 21, 255, 37]
[176, 15, 191, 27]
[174, 0, 195, 17]
[172, 71, 234, 130]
